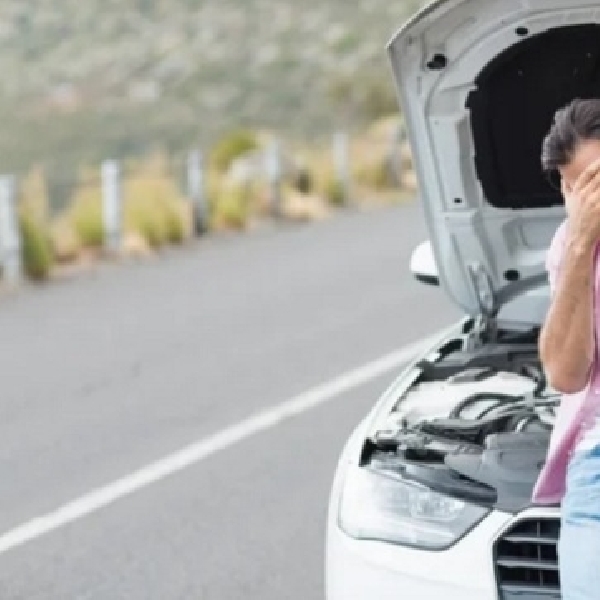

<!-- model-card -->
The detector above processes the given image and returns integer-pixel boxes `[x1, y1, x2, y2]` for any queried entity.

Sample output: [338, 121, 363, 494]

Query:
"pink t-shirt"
[532, 219, 600, 505]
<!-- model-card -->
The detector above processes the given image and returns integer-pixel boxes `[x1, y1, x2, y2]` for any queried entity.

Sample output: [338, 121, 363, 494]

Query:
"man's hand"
[568, 158, 600, 247]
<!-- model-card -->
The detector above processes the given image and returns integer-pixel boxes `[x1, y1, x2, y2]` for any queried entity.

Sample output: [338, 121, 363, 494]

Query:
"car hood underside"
[387, 0, 600, 321]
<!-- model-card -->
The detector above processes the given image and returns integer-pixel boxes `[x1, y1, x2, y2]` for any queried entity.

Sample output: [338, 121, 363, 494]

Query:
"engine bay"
[365, 324, 560, 512]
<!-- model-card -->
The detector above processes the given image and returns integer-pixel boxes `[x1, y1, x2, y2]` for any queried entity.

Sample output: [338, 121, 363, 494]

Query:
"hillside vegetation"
[0, 0, 426, 173]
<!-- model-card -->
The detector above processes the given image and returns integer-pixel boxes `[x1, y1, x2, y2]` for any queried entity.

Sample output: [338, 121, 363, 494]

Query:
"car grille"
[494, 517, 561, 599]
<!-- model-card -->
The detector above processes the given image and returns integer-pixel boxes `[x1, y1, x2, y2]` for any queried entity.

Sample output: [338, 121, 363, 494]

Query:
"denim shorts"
[560, 444, 600, 599]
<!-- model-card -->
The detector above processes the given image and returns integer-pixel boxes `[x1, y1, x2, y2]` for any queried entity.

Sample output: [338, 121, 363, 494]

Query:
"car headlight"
[338, 466, 490, 550]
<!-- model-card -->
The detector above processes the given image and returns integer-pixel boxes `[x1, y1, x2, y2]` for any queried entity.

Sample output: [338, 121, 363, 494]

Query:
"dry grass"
[69, 169, 105, 248]
[123, 152, 190, 247]
[210, 183, 252, 230]
[49, 216, 82, 263]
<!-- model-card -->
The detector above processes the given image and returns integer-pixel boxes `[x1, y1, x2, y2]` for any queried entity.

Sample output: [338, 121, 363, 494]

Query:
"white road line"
[0, 331, 444, 555]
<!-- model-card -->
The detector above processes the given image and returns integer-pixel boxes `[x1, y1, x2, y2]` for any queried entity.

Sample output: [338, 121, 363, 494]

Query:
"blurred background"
[1, 0, 424, 166]
[0, 1, 461, 599]
[0, 0, 430, 280]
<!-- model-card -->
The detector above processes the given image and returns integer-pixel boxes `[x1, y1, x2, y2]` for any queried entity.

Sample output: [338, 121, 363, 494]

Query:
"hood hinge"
[467, 262, 498, 343]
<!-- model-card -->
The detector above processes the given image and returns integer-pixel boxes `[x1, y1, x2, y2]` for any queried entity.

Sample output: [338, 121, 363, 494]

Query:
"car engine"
[366, 326, 561, 512]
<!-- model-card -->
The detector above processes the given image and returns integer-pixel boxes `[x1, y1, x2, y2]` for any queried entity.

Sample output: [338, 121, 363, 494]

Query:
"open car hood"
[387, 0, 600, 321]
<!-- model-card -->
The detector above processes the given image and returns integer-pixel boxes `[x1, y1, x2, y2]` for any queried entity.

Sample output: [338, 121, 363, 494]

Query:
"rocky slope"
[0, 0, 425, 171]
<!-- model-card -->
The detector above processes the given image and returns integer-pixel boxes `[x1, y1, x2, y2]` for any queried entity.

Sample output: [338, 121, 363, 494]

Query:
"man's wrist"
[565, 224, 596, 258]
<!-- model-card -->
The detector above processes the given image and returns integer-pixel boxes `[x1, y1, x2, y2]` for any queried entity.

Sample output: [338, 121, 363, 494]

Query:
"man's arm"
[539, 233, 595, 394]
[539, 160, 600, 394]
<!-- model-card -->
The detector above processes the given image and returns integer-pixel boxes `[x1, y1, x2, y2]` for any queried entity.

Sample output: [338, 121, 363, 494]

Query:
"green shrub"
[19, 212, 53, 280]
[123, 153, 188, 247]
[163, 199, 186, 243]
[211, 184, 250, 230]
[69, 174, 105, 247]
[307, 150, 346, 206]
[324, 178, 346, 206]
[354, 159, 390, 191]
[125, 192, 168, 248]
[211, 130, 259, 172]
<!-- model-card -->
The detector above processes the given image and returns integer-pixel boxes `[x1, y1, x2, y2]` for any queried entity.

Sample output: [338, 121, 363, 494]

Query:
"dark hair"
[541, 98, 600, 174]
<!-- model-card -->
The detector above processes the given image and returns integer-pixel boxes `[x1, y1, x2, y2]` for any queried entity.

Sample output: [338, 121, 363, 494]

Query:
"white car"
[324, 0, 599, 598]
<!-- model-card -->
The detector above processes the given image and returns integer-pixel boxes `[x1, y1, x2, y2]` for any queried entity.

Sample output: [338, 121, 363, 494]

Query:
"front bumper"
[326, 509, 509, 600]
[325, 506, 561, 600]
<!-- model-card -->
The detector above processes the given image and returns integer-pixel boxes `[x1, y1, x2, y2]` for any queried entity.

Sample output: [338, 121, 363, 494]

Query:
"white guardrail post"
[101, 159, 122, 253]
[265, 139, 282, 218]
[333, 131, 350, 205]
[187, 149, 207, 235]
[0, 175, 22, 284]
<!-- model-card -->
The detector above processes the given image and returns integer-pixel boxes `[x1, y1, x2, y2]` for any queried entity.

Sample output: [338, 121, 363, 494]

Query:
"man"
[534, 98, 600, 598]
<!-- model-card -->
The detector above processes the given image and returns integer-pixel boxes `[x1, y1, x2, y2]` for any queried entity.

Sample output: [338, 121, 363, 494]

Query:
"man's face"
[558, 138, 600, 196]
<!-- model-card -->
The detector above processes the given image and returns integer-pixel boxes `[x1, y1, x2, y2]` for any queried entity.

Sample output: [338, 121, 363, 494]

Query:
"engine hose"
[448, 392, 522, 419]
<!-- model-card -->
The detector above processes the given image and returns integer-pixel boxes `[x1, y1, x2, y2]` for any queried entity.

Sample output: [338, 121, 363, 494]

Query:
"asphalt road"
[0, 201, 458, 599]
